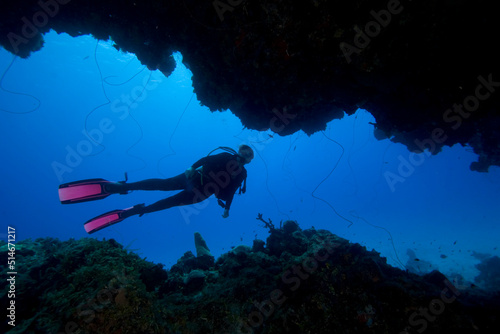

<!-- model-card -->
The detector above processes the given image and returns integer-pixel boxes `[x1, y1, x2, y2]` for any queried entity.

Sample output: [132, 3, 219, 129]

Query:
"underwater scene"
[1, 1, 500, 333]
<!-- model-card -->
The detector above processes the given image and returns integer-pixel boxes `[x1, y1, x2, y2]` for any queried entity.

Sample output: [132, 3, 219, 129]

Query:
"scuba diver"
[58, 145, 254, 234]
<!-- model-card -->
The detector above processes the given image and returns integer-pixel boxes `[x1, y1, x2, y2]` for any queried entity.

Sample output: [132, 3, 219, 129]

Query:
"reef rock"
[1, 0, 499, 171]
[1, 224, 499, 334]
[194, 231, 215, 269]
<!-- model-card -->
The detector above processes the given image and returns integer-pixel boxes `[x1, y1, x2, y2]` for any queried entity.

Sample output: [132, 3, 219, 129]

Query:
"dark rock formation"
[1, 223, 499, 334]
[474, 255, 500, 292]
[1, 0, 499, 171]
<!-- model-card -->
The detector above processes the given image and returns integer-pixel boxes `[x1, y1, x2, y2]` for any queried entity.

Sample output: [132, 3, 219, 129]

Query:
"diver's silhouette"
[58, 145, 254, 233]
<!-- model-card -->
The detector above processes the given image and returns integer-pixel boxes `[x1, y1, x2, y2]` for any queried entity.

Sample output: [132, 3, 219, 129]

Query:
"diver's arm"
[191, 156, 211, 169]
[221, 190, 236, 218]
[185, 167, 196, 178]
[192, 153, 233, 169]
[221, 170, 246, 218]
[186, 156, 213, 178]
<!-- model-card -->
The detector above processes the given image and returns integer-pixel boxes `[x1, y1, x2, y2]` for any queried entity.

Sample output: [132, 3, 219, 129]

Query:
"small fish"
[414, 258, 420, 262]
[453, 241, 457, 245]
[440, 254, 448, 259]
[83, 55, 89, 60]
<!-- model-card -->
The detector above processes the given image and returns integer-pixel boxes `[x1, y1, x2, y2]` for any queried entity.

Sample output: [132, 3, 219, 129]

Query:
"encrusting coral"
[1, 222, 499, 334]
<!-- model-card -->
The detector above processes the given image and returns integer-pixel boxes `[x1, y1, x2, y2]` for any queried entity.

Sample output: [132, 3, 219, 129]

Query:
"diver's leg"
[107, 173, 187, 193]
[123, 190, 209, 217]
[142, 190, 208, 213]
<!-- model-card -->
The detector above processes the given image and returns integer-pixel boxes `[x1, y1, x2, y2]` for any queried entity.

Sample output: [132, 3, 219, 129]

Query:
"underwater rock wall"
[1, 0, 499, 171]
[1, 222, 499, 333]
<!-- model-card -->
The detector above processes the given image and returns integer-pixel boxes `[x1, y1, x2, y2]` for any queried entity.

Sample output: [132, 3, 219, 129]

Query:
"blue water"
[1, 31, 499, 286]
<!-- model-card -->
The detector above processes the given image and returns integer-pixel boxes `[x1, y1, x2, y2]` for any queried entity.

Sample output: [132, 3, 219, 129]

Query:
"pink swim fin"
[84, 208, 131, 234]
[58, 178, 113, 204]
[84, 204, 145, 234]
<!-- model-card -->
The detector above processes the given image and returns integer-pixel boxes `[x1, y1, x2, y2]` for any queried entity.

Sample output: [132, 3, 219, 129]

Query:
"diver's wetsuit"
[118, 153, 247, 216]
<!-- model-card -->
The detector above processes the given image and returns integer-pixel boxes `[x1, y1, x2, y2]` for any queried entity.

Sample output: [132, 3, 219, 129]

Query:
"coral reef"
[0, 237, 167, 334]
[1, 222, 499, 333]
[1, 0, 499, 170]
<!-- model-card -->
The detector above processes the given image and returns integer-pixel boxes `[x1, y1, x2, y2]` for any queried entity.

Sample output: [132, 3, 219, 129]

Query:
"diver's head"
[238, 144, 254, 165]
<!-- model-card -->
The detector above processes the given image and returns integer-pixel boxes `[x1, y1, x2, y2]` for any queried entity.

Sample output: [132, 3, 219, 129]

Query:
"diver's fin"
[83, 204, 144, 234]
[58, 178, 113, 204]
[84, 209, 127, 234]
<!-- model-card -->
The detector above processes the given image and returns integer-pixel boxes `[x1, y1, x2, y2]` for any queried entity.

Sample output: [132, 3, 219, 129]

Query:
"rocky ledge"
[1, 0, 499, 171]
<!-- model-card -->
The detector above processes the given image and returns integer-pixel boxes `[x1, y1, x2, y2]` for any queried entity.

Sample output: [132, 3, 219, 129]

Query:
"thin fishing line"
[346, 111, 372, 198]
[84, 41, 149, 171]
[345, 137, 404, 269]
[365, 140, 395, 210]
[232, 128, 291, 219]
[310, 131, 355, 228]
[281, 133, 313, 213]
[122, 70, 152, 173]
[0, 55, 41, 114]
[117, 54, 140, 73]
[281, 132, 298, 177]
[346, 113, 360, 197]
[250, 136, 273, 144]
[103, 65, 147, 86]
[157, 93, 195, 176]
[349, 211, 406, 270]
[83, 40, 111, 154]
[251, 143, 290, 220]
[232, 126, 246, 140]
[233, 128, 273, 146]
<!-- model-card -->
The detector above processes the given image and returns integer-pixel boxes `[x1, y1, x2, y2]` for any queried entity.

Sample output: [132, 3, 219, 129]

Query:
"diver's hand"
[185, 167, 195, 178]
[222, 209, 229, 218]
